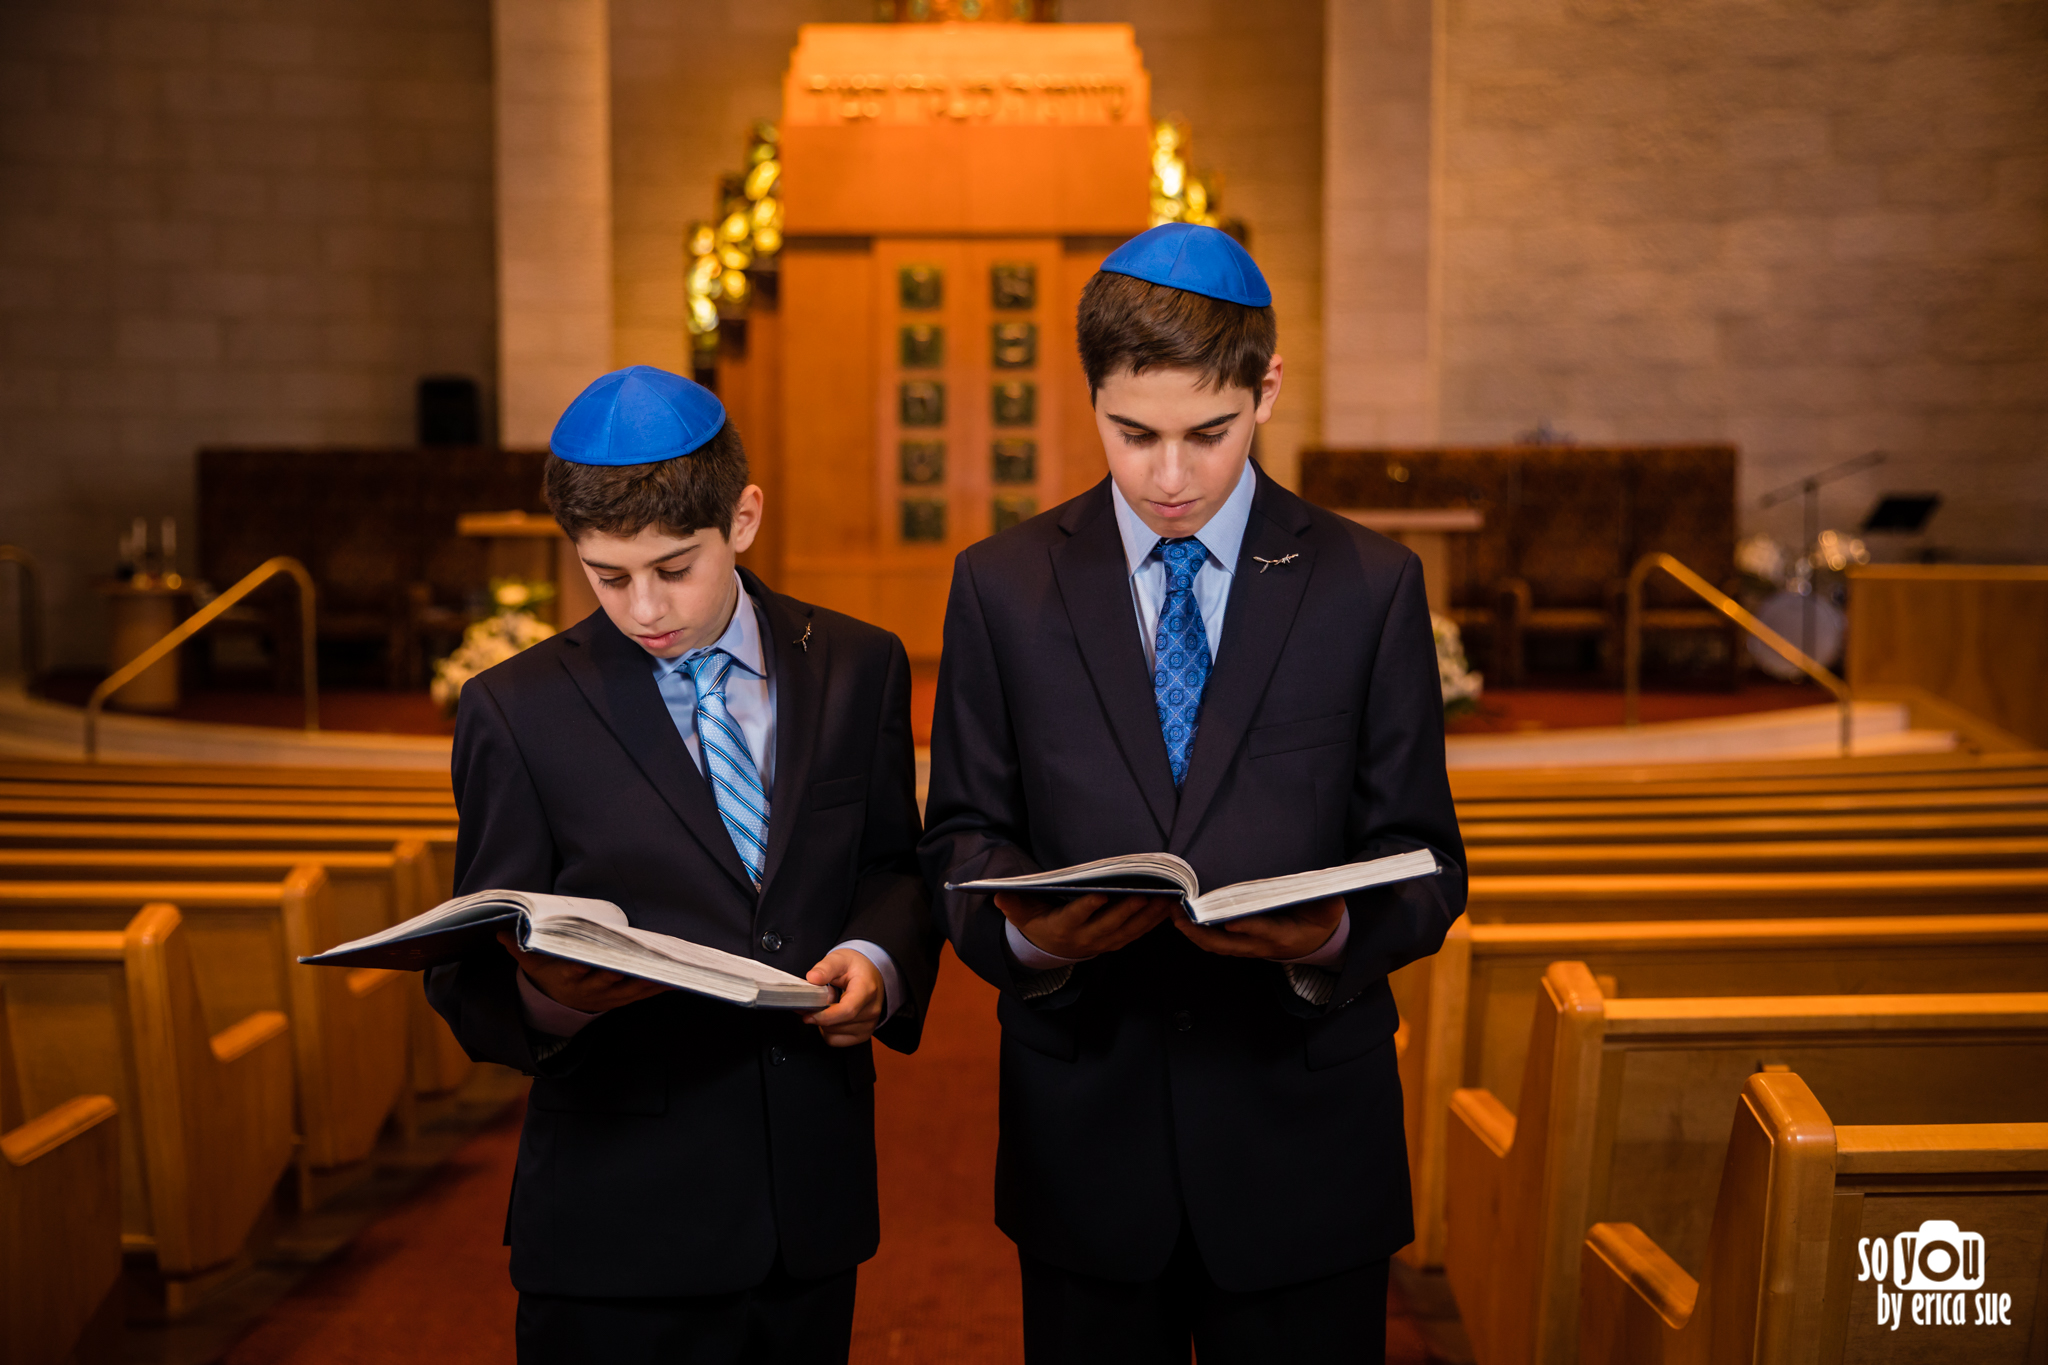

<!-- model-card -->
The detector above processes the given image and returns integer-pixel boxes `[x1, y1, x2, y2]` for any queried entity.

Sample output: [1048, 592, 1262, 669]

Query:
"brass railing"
[1623, 552, 1853, 755]
[85, 556, 319, 760]
[0, 545, 40, 681]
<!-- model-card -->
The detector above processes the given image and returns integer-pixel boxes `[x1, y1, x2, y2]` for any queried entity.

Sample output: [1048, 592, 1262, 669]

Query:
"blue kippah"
[549, 365, 727, 466]
[1098, 223, 1271, 308]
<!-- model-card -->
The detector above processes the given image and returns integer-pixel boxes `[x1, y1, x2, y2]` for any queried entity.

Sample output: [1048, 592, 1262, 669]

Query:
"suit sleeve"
[840, 634, 942, 1054]
[424, 675, 566, 1075]
[917, 553, 1073, 1002]
[1323, 550, 1469, 1010]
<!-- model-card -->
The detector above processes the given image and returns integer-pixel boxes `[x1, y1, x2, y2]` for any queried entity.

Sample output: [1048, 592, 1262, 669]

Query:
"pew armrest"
[2, 1094, 117, 1166]
[211, 1009, 290, 1064]
[1585, 1223, 1696, 1326]
[1579, 1221, 1698, 1365]
[1450, 1086, 1517, 1159]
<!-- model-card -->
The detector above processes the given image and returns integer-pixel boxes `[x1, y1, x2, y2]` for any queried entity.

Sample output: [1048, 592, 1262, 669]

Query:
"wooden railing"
[1623, 552, 1852, 755]
[84, 556, 319, 760]
[0, 545, 39, 681]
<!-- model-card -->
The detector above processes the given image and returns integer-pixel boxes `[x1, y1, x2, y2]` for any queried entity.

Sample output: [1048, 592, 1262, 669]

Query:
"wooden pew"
[1455, 786, 2048, 821]
[1579, 1070, 2048, 1365]
[0, 796, 458, 825]
[0, 825, 469, 1095]
[0, 845, 461, 1117]
[0, 778, 455, 810]
[1394, 912, 2048, 1271]
[1465, 867, 2048, 923]
[0, 874, 409, 1206]
[0, 905, 295, 1316]
[1442, 966, 2048, 1365]
[0, 819, 459, 903]
[1, 1005, 121, 1365]
[0, 758, 449, 791]
[1450, 750, 2048, 800]
[1462, 808, 2048, 844]
[1470, 835, 2048, 876]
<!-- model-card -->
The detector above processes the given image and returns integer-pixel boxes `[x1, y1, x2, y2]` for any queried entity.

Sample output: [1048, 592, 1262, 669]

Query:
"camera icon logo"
[1893, 1220, 1985, 1292]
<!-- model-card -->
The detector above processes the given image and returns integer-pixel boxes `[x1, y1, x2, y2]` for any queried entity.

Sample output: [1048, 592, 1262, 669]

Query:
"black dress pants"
[516, 1258, 857, 1365]
[1019, 1226, 1389, 1365]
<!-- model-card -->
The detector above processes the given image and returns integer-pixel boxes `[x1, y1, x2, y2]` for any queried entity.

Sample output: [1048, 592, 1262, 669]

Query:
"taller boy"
[430, 366, 937, 1363]
[921, 224, 1468, 1362]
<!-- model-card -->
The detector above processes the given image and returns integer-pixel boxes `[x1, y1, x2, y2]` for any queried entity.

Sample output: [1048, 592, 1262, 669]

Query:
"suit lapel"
[750, 572, 822, 898]
[1049, 483, 1177, 839]
[557, 611, 758, 896]
[1168, 468, 1317, 854]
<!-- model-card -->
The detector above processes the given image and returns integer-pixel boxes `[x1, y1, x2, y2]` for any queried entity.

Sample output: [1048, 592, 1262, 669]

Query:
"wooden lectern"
[740, 23, 1152, 660]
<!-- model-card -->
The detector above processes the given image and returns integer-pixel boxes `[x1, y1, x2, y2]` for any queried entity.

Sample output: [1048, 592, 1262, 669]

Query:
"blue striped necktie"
[683, 648, 770, 885]
[1154, 538, 1212, 787]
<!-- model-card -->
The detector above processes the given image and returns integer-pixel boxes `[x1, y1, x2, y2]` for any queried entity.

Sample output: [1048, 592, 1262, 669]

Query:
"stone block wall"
[1435, 0, 2048, 559]
[1071, 0, 1327, 486]
[0, 0, 495, 670]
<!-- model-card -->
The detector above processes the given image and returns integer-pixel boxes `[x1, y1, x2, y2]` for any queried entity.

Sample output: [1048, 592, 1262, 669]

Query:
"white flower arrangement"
[430, 579, 559, 714]
[1433, 612, 1484, 719]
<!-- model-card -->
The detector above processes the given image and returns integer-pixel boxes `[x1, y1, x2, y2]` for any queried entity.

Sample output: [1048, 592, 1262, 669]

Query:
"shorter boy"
[429, 365, 938, 1364]
[921, 225, 1467, 1363]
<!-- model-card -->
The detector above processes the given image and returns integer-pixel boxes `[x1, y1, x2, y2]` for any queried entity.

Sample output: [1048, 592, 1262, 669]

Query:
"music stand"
[1757, 450, 1887, 663]
[1861, 494, 1941, 534]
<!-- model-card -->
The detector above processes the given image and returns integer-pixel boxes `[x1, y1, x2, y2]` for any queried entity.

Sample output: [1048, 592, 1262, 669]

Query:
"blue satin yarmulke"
[549, 365, 728, 466]
[1098, 223, 1271, 308]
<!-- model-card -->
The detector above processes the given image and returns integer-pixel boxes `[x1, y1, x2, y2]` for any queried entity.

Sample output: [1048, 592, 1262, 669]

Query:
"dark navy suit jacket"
[428, 569, 938, 1298]
[919, 467, 1467, 1292]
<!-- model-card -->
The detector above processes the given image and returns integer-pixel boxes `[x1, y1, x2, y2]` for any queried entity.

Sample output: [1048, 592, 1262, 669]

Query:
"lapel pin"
[1253, 553, 1299, 573]
[795, 622, 812, 653]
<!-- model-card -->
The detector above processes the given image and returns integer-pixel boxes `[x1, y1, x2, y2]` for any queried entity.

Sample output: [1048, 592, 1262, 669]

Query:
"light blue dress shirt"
[516, 573, 902, 1036]
[1108, 458, 1256, 669]
[1004, 461, 1351, 976]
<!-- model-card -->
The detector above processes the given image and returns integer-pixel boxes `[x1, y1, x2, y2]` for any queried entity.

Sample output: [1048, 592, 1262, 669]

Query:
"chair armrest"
[211, 1008, 290, 1064]
[1450, 1086, 1517, 1159]
[1584, 1222, 1697, 1328]
[2, 1094, 117, 1166]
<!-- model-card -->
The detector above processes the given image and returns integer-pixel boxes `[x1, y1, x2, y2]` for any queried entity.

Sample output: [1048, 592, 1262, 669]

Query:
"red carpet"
[225, 951, 1431, 1362]
[223, 1101, 522, 1363]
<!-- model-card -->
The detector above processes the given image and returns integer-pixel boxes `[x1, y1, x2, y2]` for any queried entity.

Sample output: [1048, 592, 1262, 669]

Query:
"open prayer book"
[948, 847, 1440, 926]
[300, 890, 834, 1010]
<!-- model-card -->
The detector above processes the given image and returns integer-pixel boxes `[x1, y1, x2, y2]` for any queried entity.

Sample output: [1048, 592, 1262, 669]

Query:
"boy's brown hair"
[544, 421, 749, 541]
[1075, 270, 1277, 398]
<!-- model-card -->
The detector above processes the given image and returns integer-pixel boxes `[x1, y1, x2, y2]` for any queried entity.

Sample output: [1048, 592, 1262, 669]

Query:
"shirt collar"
[650, 572, 766, 680]
[1108, 458, 1258, 578]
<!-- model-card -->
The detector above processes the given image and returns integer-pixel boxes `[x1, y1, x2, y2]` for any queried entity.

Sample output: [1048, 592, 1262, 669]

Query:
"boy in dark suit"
[919, 225, 1468, 1363]
[428, 365, 938, 1364]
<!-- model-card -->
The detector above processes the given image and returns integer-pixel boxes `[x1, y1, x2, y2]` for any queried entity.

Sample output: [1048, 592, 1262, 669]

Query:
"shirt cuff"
[516, 968, 603, 1038]
[833, 939, 903, 1025]
[1279, 908, 1351, 968]
[1004, 918, 1092, 971]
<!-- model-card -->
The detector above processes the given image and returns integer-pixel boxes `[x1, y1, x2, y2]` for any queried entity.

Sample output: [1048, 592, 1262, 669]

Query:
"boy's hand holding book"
[1173, 895, 1345, 960]
[994, 890, 1181, 960]
[497, 929, 672, 1013]
[801, 948, 886, 1047]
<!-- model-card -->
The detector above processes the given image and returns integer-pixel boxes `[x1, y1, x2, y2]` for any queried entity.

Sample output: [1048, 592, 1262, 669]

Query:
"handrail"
[85, 556, 319, 760]
[0, 546, 40, 681]
[1624, 552, 1852, 755]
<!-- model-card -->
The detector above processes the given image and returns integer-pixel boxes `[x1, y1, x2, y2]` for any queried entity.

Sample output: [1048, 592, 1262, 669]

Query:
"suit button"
[769, 1046, 788, 1066]
[760, 931, 783, 952]
[1173, 1011, 1193, 1032]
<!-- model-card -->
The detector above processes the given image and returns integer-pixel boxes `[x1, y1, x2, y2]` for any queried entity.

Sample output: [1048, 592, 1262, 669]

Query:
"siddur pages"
[948, 847, 1440, 925]
[300, 890, 833, 1010]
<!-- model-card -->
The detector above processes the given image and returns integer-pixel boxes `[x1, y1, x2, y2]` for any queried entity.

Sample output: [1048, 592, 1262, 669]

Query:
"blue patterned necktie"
[1153, 538, 1212, 787]
[682, 648, 770, 885]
